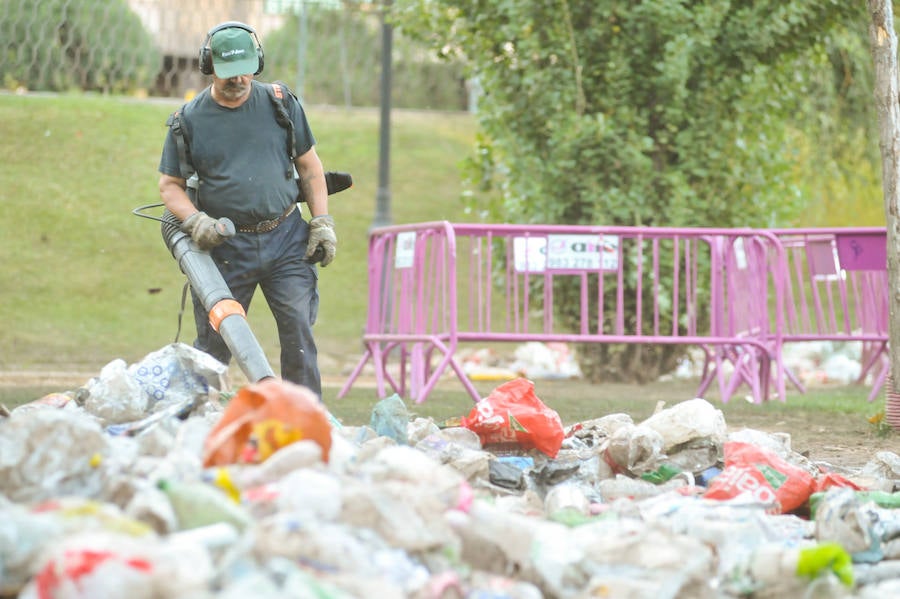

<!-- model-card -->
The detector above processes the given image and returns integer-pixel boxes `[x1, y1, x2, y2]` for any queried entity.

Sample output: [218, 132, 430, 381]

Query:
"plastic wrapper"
[244, 468, 343, 521]
[601, 423, 666, 476]
[814, 488, 883, 560]
[129, 343, 228, 409]
[641, 397, 728, 451]
[19, 531, 214, 599]
[369, 393, 409, 445]
[83, 344, 227, 427]
[0, 502, 65, 593]
[0, 409, 109, 503]
[414, 432, 491, 482]
[84, 359, 148, 424]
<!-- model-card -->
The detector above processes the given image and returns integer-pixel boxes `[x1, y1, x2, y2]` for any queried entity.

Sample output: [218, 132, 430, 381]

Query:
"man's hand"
[180, 212, 230, 251]
[305, 215, 337, 267]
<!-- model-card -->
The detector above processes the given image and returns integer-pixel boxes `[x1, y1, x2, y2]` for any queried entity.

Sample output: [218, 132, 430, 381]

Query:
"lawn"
[0, 91, 895, 450]
[0, 92, 479, 371]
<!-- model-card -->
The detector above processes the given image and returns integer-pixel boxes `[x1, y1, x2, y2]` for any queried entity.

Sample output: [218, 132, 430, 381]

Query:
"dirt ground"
[715, 402, 897, 472]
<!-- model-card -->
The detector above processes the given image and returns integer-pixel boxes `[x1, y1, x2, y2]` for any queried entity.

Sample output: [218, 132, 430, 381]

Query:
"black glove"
[180, 212, 231, 251]
[304, 215, 337, 267]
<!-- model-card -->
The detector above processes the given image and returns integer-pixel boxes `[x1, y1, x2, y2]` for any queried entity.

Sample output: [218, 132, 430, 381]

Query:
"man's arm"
[295, 147, 328, 218]
[159, 172, 230, 250]
[296, 146, 336, 266]
[158, 173, 198, 221]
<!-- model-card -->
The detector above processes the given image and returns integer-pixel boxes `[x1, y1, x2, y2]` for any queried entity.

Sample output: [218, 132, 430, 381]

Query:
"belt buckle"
[255, 218, 276, 233]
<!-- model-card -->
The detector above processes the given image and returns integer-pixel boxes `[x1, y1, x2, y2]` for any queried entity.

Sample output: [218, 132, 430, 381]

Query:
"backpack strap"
[166, 107, 194, 181]
[267, 81, 298, 180]
[166, 105, 201, 205]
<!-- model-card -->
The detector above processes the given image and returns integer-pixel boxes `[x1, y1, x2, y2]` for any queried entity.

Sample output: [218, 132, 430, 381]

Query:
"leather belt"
[236, 204, 296, 234]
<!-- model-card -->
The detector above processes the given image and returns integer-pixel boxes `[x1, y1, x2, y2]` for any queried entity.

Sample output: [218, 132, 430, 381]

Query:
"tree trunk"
[868, 1, 900, 388]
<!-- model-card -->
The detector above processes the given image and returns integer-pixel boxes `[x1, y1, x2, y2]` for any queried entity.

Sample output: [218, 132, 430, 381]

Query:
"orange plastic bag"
[203, 379, 332, 467]
[461, 378, 564, 458]
[703, 441, 816, 513]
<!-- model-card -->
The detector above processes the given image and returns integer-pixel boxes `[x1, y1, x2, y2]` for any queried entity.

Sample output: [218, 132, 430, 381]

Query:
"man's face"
[213, 74, 253, 102]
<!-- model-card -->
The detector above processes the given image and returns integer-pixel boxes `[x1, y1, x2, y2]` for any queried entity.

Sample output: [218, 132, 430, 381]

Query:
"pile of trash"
[2, 343, 900, 598]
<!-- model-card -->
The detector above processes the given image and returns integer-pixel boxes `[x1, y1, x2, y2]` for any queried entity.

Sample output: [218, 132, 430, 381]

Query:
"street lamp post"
[373, 0, 393, 228]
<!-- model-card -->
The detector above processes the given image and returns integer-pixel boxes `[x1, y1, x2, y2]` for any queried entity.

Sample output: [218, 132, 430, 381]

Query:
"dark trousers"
[190, 209, 322, 396]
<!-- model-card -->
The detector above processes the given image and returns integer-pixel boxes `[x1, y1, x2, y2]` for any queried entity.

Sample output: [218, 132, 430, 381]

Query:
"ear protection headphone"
[198, 21, 264, 76]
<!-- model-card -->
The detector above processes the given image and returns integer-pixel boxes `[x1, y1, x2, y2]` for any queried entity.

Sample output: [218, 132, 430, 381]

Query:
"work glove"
[305, 215, 337, 267]
[180, 211, 230, 251]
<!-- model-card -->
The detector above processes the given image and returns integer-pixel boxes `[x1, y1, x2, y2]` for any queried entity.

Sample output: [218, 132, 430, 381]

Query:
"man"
[157, 22, 336, 398]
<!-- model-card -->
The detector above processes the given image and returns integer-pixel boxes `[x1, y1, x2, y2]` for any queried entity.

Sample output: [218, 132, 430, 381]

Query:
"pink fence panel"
[337, 221, 473, 402]
[339, 222, 787, 404]
[771, 228, 888, 401]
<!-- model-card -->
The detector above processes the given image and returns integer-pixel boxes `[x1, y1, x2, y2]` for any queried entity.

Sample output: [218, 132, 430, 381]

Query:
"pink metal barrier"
[338, 222, 789, 404]
[771, 228, 888, 401]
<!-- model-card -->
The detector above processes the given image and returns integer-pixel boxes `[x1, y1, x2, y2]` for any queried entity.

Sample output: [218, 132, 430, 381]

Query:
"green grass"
[1, 376, 883, 434]
[0, 92, 478, 372]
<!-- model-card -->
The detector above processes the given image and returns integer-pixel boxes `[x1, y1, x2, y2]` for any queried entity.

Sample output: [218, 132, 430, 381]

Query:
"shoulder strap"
[166, 106, 194, 181]
[166, 102, 200, 204]
[267, 81, 298, 180]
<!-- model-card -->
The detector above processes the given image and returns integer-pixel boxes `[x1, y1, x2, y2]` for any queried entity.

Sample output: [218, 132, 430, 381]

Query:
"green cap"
[209, 27, 258, 78]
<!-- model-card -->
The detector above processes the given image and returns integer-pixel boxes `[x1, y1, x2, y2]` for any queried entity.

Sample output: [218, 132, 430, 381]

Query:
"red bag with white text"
[703, 441, 816, 513]
[461, 378, 564, 458]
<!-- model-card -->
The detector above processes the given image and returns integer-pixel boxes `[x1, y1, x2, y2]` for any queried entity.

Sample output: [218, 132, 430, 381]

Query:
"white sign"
[394, 231, 416, 269]
[513, 234, 619, 272]
[513, 237, 547, 272]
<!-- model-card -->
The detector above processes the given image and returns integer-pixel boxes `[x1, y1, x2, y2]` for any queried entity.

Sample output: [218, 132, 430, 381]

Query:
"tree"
[868, 0, 900, 402]
[394, 0, 865, 382]
[263, 2, 467, 109]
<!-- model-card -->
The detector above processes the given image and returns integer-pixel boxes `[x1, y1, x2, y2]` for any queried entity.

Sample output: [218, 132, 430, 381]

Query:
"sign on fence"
[513, 234, 619, 272]
[394, 232, 416, 268]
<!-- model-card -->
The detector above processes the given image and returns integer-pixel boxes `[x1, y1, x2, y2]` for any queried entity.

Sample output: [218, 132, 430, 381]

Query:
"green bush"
[0, 0, 160, 93]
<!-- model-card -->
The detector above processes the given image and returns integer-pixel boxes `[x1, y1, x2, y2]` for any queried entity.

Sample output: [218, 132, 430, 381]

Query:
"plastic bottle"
[157, 479, 252, 532]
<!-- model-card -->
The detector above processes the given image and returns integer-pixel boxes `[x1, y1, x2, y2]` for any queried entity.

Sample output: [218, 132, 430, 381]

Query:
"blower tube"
[160, 210, 275, 382]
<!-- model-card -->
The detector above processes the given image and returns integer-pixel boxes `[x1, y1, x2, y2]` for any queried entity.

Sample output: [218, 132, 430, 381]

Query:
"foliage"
[0, 0, 160, 93]
[263, 1, 467, 110]
[785, 16, 885, 226]
[868, 410, 894, 438]
[393, 0, 867, 381]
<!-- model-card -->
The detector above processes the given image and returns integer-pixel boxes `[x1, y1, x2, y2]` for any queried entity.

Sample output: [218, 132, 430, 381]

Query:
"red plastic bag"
[203, 379, 332, 467]
[461, 378, 564, 458]
[703, 441, 816, 513]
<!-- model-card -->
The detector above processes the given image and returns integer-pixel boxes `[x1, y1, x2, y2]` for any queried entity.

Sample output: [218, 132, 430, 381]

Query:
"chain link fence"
[0, 0, 468, 109]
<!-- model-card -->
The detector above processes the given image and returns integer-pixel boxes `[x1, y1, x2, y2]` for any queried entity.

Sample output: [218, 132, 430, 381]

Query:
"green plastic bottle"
[158, 479, 252, 531]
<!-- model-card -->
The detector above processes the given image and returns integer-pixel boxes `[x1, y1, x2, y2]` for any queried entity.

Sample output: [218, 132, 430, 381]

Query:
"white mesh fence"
[0, 0, 467, 108]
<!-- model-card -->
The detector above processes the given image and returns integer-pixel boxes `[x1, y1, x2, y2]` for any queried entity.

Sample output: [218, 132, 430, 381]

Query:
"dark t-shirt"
[158, 81, 316, 224]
